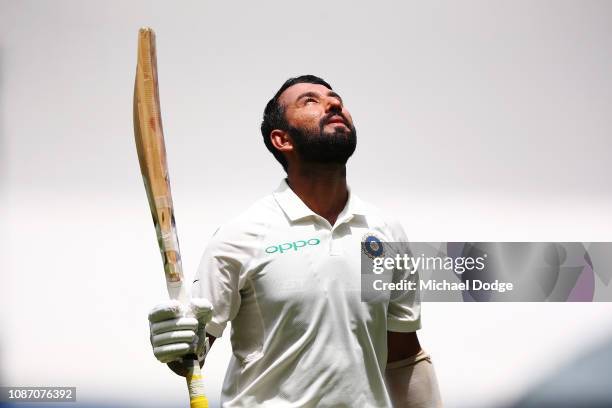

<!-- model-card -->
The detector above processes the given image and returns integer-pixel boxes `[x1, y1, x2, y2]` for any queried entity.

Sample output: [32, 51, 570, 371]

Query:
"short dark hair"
[261, 75, 332, 171]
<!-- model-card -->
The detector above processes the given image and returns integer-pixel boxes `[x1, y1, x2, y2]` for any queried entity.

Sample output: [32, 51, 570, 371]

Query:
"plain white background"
[2, 1, 612, 406]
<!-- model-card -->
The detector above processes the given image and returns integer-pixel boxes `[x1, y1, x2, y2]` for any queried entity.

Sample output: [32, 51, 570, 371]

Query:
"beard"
[288, 112, 357, 165]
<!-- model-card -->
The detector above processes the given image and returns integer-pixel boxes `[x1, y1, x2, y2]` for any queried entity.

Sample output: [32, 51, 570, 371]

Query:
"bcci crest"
[361, 233, 385, 259]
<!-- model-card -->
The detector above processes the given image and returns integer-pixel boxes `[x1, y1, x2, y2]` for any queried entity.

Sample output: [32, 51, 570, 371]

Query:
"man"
[148, 75, 442, 407]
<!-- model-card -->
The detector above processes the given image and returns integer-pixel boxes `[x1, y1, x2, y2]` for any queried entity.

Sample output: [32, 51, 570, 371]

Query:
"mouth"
[325, 115, 347, 126]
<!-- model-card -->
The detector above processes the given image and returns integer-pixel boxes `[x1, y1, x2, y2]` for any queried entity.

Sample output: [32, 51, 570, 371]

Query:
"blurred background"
[2, 0, 611, 406]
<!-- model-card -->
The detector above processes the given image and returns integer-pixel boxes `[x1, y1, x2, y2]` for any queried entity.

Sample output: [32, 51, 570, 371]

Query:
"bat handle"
[185, 355, 208, 408]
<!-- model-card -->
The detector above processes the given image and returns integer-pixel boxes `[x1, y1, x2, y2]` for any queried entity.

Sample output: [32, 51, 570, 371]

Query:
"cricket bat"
[133, 27, 209, 408]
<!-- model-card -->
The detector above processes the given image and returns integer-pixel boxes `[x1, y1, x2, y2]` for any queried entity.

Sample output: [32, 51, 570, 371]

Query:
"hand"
[148, 298, 213, 365]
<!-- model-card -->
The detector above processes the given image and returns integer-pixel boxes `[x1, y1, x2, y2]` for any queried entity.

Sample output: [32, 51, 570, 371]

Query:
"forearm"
[385, 349, 443, 408]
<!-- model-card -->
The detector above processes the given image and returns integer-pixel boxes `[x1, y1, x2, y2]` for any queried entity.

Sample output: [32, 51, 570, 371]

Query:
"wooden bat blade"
[133, 28, 209, 408]
[133, 27, 186, 301]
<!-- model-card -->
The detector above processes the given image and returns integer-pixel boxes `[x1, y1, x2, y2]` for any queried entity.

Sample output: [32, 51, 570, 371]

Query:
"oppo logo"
[265, 238, 321, 254]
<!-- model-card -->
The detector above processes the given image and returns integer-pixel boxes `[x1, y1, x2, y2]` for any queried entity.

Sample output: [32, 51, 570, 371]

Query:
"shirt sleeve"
[386, 219, 422, 332]
[195, 224, 253, 338]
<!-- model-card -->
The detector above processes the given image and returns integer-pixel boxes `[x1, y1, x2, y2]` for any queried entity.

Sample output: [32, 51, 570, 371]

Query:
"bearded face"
[287, 110, 357, 165]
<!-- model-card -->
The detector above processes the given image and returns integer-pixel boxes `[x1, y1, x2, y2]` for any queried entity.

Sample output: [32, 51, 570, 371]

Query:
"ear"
[270, 129, 294, 153]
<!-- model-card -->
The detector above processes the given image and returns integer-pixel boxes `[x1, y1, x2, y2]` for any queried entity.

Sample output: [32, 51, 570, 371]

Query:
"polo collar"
[273, 179, 367, 223]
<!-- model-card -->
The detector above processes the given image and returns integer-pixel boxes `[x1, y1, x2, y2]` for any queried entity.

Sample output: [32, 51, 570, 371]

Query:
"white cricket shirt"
[196, 180, 421, 407]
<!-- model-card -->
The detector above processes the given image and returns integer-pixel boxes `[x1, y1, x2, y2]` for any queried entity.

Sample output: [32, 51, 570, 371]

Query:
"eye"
[305, 97, 318, 105]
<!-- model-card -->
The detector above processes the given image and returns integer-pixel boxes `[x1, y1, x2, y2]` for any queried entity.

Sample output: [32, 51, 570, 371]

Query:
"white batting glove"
[148, 298, 213, 364]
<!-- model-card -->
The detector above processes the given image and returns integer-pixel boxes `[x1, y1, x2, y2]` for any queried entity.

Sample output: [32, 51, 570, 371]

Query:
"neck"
[286, 162, 348, 226]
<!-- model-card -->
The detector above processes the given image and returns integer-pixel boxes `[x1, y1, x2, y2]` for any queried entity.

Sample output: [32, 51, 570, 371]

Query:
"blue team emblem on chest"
[361, 233, 385, 259]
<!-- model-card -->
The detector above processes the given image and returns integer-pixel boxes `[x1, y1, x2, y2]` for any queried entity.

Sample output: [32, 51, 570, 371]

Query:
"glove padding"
[148, 298, 213, 364]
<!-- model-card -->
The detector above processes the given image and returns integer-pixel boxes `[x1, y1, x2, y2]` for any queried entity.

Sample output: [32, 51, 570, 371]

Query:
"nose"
[325, 96, 342, 113]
